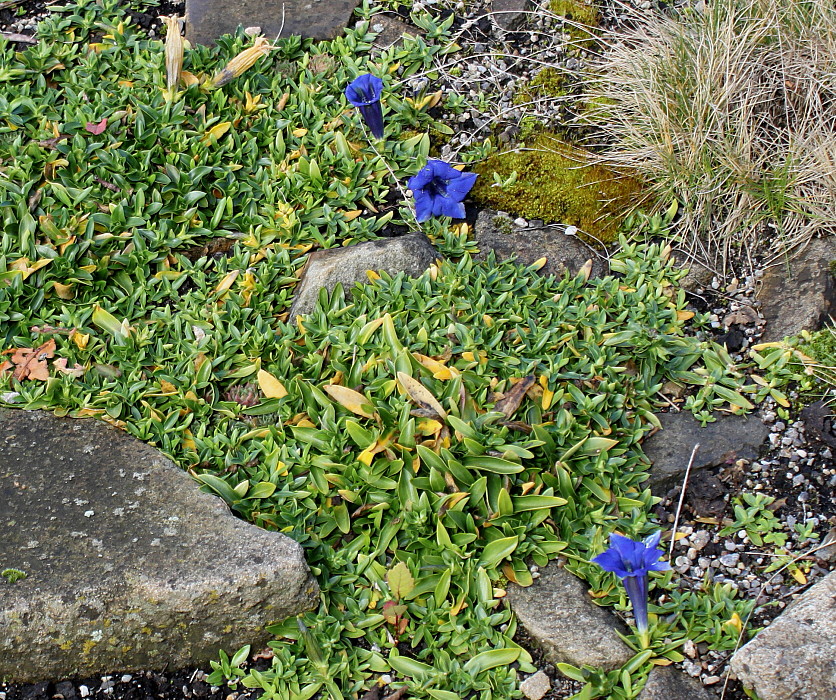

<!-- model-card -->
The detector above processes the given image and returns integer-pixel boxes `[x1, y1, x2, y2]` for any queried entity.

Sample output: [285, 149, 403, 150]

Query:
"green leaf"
[462, 648, 520, 674]
[463, 456, 524, 474]
[195, 474, 239, 505]
[479, 536, 518, 568]
[388, 651, 435, 679]
[246, 482, 276, 499]
[512, 495, 568, 511]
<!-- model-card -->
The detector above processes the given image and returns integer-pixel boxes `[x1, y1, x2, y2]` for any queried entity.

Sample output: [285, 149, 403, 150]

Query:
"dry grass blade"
[162, 15, 184, 92]
[578, 0, 836, 273]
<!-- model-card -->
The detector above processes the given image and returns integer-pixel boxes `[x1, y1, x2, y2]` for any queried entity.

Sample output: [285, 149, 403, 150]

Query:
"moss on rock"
[471, 134, 646, 242]
[550, 0, 599, 25]
[514, 67, 567, 106]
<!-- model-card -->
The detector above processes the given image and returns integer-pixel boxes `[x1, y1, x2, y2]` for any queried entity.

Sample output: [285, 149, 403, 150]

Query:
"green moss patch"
[471, 134, 645, 242]
[514, 67, 567, 106]
[550, 0, 600, 25]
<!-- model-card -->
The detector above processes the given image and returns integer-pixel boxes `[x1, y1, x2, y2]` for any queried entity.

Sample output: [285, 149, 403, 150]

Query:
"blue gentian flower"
[345, 73, 385, 139]
[408, 160, 478, 223]
[592, 531, 671, 646]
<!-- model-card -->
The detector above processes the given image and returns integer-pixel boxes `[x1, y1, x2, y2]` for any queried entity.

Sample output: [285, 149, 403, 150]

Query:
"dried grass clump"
[580, 0, 836, 272]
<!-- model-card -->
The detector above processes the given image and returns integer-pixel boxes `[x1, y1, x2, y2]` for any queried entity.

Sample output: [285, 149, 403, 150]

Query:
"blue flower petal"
[413, 190, 434, 223]
[408, 166, 435, 192]
[592, 548, 629, 577]
[434, 196, 466, 219]
[445, 171, 478, 199]
[345, 73, 383, 106]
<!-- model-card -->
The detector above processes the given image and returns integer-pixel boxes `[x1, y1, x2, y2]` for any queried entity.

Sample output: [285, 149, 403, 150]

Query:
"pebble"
[720, 553, 740, 568]
[520, 670, 551, 700]
[79, 687, 90, 698]
[514, 217, 527, 227]
[690, 530, 710, 550]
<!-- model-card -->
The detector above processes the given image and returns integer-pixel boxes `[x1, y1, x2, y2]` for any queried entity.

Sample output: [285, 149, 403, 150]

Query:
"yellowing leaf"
[180, 71, 200, 87]
[341, 209, 363, 221]
[159, 380, 177, 394]
[52, 281, 74, 299]
[202, 121, 231, 143]
[214, 269, 239, 295]
[790, 567, 807, 585]
[726, 612, 743, 633]
[529, 257, 547, 271]
[257, 369, 288, 399]
[677, 310, 695, 321]
[323, 384, 376, 419]
[292, 128, 308, 137]
[387, 561, 415, 600]
[397, 371, 447, 419]
[71, 330, 90, 350]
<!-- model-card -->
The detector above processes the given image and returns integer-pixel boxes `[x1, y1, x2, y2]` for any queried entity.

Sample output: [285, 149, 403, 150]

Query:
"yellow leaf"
[677, 310, 695, 321]
[790, 567, 807, 585]
[323, 384, 376, 419]
[180, 71, 200, 87]
[366, 270, 380, 281]
[416, 418, 443, 436]
[726, 612, 743, 633]
[159, 380, 177, 394]
[182, 429, 197, 451]
[387, 561, 415, 599]
[71, 330, 90, 350]
[257, 369, 288, 399]
[341, 209, 362, 221]
[529, 257, 548, 271]
[53, 281, 74, 299]
[214, 269, 239, 295]
[203, 121, 231, 143]
[397, 371, 447, 419]
[244, 91, 263, 113]
[292, 127, 308, 137]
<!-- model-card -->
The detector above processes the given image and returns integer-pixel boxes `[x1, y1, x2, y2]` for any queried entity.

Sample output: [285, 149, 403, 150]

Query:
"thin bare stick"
[1, 31, 36, 44]
[669, 443, 700, 559]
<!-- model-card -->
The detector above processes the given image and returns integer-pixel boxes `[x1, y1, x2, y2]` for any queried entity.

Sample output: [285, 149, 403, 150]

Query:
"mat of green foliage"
[0, 2, 805, 698]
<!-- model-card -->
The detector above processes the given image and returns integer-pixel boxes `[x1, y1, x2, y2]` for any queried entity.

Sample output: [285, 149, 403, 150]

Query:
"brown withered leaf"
[494, 375, 535, 418]
[384, 687, 408, 700]
[1, 339, 56, 381]
[53, 357, 85, 378]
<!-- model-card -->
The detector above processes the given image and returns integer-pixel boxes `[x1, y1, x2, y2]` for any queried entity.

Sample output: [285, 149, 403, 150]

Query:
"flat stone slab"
[186, 0, 360, 45]
[507, 563, 632, 670]
[0, 409, 318, 683]
[757, 237, 836, 342]
[637, 666, 715, 700]
[643, 411, 770, 491]
[289, 233, 439, 319]
[474, 210, 608, 280]
[730, 570, 836, 700]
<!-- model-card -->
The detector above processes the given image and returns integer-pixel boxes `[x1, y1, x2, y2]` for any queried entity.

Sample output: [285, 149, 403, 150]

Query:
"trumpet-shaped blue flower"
[345, 73, 385, 139]
[408, 160, 478, 223]
[592, 531, 671, 646]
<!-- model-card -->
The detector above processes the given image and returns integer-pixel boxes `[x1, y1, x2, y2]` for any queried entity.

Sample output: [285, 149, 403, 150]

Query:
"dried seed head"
[211, 36, 272, 88]
[162, 16, 184, 91]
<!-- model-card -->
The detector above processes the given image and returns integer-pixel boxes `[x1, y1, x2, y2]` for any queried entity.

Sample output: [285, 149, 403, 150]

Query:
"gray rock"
[288, 233, 439, 319]
[730, 570, 836, 700]
[637, 666, 715, 700]
[643, 411, 770, 491]
[757, 238, 836, 342]
[520, 670, 551, 700]
[671, 248, 714, 292]
[186, 0, 359, 45]
[474, 210, 608, 279]
[507, 563, 632, 670]
[491, 0, 530, 31]
[0, 409, 318, 683]
[370, 14, 418, 47]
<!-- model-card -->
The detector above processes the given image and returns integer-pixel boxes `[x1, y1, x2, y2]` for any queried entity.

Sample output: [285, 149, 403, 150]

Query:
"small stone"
[120, 675, 132, 683]
[720, 553, 740, 567]
[520, 670, 551, 700]
[513, 217, 528, 227]
[79, 687, 90, 699]
[690, 531, 710, 550]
